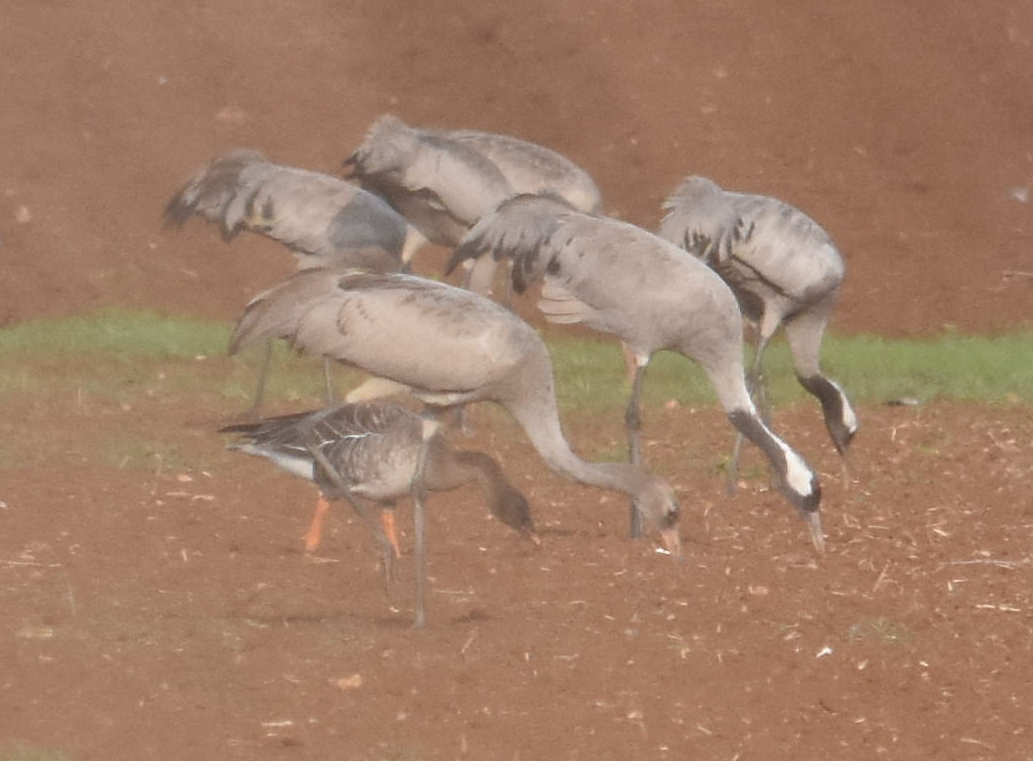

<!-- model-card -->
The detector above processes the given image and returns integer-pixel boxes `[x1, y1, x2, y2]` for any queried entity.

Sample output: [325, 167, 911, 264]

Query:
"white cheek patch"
[831, 379, 859, 433]
[778, 440, 816, 498]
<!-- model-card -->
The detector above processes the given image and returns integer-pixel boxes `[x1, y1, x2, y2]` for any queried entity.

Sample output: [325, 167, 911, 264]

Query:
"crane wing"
[537, 277, 599, 325]
[345, 115, 514, 229]
[165, 150, 406, 269]
[446, 194, 573, 292]
[658, 175, 744, 265]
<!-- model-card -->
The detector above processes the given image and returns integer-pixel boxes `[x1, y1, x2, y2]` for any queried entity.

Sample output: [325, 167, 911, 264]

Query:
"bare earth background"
[1, 1, 1032, 760]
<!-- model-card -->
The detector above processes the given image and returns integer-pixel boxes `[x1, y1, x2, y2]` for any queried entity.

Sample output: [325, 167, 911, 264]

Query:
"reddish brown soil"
[1, 2, 1032, 760]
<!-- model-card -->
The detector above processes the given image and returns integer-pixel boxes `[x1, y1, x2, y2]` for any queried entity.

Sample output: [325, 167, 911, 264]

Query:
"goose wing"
[221, 402, 421, 499]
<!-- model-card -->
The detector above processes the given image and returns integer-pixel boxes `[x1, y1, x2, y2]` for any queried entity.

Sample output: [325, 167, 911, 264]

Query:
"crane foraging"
[164, 148, 410, 271]
[343, 114, 602, 293]
[220, 401, 538, 625]
[658, 175, 857, 488]
[164, 148, 413, 416]
[229, 267, 682, 624]
[447, 194, 824, 552]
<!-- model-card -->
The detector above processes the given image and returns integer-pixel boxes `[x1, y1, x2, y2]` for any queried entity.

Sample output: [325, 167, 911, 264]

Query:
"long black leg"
[410, 407, 443, 628]
[322, 356, 335, 405]
[243, 339, 274, 420]
[625, 358, 648, 538]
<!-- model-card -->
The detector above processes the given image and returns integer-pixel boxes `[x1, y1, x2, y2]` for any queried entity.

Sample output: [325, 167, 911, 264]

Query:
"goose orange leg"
[304, 495, 331, 553]
[379, 510, 402, 559]
[303, 496, 402, 559]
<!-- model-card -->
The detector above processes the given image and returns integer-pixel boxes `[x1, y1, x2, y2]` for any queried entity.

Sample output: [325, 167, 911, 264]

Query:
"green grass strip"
[0, 308, 230, 358]
[2, 310, 1031, 406]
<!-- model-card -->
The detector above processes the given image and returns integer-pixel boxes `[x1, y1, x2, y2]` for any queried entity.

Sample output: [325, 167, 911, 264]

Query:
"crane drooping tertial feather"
[447, 194, 824, 551]
[230, 268, 682, 624]
[658, 175, 858, 488]
[220, 401, 537, 626]
[343, 114, 603, 292]
[164, 148, 410, 271]
[164, 148, 413, 416]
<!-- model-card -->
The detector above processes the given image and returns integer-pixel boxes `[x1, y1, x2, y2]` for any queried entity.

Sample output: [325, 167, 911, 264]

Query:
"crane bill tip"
[803, 511, 826, 553]
[659, 527, 682, 558]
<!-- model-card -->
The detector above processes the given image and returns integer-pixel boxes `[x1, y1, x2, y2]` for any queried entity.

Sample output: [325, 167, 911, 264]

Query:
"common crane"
[659, 175, 857, 487]
[448, 194, 824, 551]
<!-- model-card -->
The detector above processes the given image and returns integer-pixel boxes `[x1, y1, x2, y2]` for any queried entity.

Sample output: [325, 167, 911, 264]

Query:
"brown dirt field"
[1, 1, 1032, 760]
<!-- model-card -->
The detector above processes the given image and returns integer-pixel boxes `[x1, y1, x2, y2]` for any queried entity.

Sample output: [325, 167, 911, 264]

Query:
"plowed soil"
[1, 2, 1032, 760]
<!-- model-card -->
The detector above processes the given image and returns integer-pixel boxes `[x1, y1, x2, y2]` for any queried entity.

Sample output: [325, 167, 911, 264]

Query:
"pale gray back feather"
[449, 129, 603, 214]
[229, 267, 351, 355]
[453, 195, 742, 370]
[659, 175, 844, 314]
[166, 149, 406, 272]
[231, 268, 546, 404]
[346, 115, 515, 246]
[346, 115, 603, 249]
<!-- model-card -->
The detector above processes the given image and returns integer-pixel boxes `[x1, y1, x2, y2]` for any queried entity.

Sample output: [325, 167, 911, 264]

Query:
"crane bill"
[803, 511, 825, 553]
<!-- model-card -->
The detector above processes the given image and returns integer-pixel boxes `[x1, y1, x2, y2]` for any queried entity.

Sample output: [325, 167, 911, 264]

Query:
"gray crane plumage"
[229, 268, 682, 624]
[220, 401, 536, 626]
[447, 194, 824, 551]
[343, 114, 602, 290]
[446, 128, 603, 216]
[164, 149, 413, 416]
[164, 148, 409, 271]
[658, 175, 858, 485]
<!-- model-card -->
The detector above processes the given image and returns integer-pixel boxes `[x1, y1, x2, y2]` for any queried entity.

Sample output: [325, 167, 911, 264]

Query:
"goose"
[164, 148, 413, 416]
[447, 194, 824, 551]
[229, 268, 682, 625]
[343, 114, 602, 293]
[658, 175, 857, 487]
[220, 401, 537, 624]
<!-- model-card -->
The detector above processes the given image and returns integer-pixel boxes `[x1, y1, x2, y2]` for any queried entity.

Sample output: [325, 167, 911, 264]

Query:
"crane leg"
[625, 356, 649, 539]
[302, 439, 403, 591]
[322, 356, 335, 405]
[345, 496, 400, 590]
[410, 410, 443, 629]
[726, 433, 747, 495]
[620, 343, 637, 382]
[242, 339, 274, 421]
